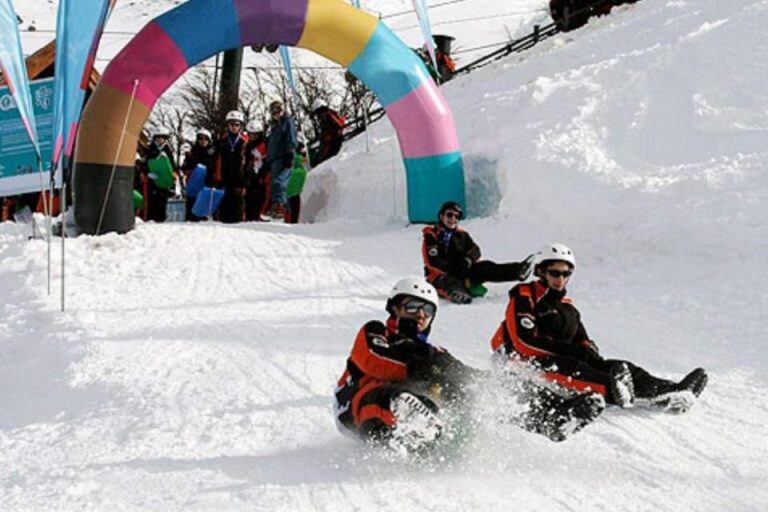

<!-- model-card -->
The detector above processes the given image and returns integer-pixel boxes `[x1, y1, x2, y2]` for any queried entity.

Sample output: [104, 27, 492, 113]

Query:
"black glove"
[448, 287, 473, 305]
[406, 344, 438, 381]
[516, 253, 536, 281]
[408, 347, 452, 383]
[430, 348, 488, 401]
[282, 151, 294, 169]
[397, 317, 420, 341]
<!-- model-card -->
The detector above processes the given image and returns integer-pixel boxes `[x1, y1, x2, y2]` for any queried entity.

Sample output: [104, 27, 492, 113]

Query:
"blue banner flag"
[0, 0, 40, 157]
[52, 0, 114, 180]
[412, 0, 437, 69]
[0, 78, 54, 195]
[279, 45, 299, 100]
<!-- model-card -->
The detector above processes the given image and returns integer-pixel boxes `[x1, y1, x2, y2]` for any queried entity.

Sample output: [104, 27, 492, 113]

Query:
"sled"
[192, 187, 224, 218]
[147, 155, 175, 189]
[186, 164, 207, 199]
[132, 189, 144, 210]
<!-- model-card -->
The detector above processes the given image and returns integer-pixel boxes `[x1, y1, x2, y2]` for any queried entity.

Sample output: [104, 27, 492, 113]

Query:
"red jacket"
[335, 318, 434, 429]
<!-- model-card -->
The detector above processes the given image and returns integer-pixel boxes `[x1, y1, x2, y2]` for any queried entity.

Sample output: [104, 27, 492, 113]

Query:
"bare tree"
[145, 55, 382, 166]
[146, 97, 190, 164]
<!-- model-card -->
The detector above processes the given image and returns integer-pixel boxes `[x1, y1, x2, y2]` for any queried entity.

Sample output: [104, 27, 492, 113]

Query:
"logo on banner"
[0, 94, 16, 112]
[35, 86, 53, 110]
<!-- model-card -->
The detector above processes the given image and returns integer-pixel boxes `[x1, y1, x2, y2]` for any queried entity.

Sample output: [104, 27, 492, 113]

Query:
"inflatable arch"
[73, 0, 466, 234]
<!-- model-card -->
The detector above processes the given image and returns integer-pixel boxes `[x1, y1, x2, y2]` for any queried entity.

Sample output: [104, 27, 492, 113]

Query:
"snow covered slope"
[3, 0, 768, 510]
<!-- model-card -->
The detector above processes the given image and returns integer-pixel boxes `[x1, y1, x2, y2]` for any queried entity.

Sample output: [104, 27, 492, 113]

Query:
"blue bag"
[186, 164, 207, 199]
[192, 187, 224, 218]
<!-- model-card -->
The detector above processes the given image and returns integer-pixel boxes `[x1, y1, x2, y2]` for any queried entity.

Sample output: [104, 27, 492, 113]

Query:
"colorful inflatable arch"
[73, 0, 466, 234]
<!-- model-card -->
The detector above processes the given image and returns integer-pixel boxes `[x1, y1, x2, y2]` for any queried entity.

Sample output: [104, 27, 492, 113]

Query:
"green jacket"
[287, 155, 308, 198]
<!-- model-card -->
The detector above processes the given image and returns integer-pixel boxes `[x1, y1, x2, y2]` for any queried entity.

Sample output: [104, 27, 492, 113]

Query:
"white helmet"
[535, 243, 576, 269]
[225, 110, 245, 123]
[245, 120, 261, 133]
[386, 277, 439, 315]
[152, 127, 171, 138]
[196, 128, 212, 140]
[312, 99, 326, 112]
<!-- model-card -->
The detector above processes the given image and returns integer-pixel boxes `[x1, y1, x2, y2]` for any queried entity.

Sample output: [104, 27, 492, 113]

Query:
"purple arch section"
[233, 0, 308, 46]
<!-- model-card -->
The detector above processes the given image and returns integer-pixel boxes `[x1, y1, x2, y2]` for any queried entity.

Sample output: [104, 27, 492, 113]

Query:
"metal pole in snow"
[60, 178, 66, 312]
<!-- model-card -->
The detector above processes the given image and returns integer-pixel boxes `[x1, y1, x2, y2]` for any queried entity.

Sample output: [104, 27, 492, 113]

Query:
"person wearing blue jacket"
[265, 100, 297, 220]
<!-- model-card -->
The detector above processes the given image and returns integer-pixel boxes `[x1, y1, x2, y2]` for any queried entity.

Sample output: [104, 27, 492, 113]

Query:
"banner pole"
[36, 154, 52, 295]
[60, 165, 67, 312]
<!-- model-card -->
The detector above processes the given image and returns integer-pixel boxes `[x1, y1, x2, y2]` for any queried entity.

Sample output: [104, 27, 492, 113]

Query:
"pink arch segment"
[385, 81, 460, 159]
[101, 22, 189, 108]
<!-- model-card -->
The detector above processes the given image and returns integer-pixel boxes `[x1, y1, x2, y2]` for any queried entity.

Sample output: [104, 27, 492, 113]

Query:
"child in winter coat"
[285, 143, 309, 224]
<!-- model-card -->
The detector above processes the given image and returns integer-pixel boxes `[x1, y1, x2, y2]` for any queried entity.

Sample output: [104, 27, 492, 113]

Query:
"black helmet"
[437, 201, 464, 220]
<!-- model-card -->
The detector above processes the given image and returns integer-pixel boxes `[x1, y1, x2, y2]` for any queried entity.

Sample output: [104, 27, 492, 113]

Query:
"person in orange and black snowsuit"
[213, 111, 248, 223]
[490, 243, 708, 412]
[312, 101, 345, 165]
[181, 128, 216, 221]
[435, 48, 456, 82]
[334, 278, 479, 450]
[243, 123, 269, 221]
[422, 201, 535, 305]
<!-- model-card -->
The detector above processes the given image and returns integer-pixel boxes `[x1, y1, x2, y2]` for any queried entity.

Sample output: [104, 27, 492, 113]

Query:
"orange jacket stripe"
[358, 404, 396, 427]
[496, 283, 558, 359]
[349, 327, 408, 381]
[350, 378, 386, 425]
[542, 370, 608, 397]
[421, 226, 445, 281]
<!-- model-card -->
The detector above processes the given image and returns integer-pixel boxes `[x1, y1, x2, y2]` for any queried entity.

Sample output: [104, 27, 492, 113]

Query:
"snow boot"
[636, 368, 707, 414]
[520, 387, 605, 442]
[447, 287, 473, 304]
[547, 392, 606, 442]
[609, 362, 635, 408]
[676, 368, 708, 397]
[389, 392, 444, 454]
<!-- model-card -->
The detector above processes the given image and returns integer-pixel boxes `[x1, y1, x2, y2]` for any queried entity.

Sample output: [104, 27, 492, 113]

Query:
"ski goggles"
[401, 298, 436, 317]
[546, 269, 573, 279]
[443, 210, 461, 220]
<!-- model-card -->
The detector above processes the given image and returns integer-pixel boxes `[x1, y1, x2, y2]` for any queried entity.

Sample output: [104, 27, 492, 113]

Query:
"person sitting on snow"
[334, 277, 477, 452]
[421, 201, 535, 305]
[489, 243, 708, 413]
[334, 278, 604, 452]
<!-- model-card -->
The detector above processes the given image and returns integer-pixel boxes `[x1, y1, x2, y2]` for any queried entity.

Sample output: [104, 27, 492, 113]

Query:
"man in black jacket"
[265, 101, 297, 221]
[214, 111, 248, 223]
[421, 201, 535, 304]
[490, 243, 708, 413]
